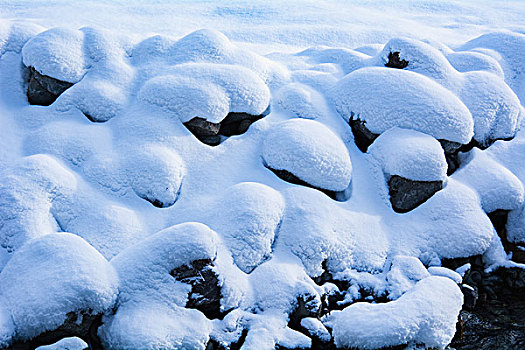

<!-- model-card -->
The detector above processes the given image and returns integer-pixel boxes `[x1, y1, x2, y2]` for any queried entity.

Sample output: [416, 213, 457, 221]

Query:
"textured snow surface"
[0, 1, 524, 348]
[369, 128, 447, 181]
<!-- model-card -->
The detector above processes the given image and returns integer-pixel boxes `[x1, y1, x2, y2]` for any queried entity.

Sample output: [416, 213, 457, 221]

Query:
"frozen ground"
[0, 1, 524, 349]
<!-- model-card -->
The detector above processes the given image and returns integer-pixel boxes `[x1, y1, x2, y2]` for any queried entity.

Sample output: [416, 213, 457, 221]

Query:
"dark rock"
[8, 311, 102, 350]
[388, 175, 443, 213]
[461, 284, 478, 311]
[171, 259, 224, 320]
[267, 167, 339, 200]
[348, 116, 379, 153]
[438, 139, 463, 175]
[219, 111, 264, 137]
[385, 51, 409, 69]
[26, 66, 73, 106]
[487, 209, 525, 264]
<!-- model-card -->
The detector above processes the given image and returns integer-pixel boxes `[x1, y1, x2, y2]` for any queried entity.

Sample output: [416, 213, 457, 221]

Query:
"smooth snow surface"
[0, 1, 524, 349]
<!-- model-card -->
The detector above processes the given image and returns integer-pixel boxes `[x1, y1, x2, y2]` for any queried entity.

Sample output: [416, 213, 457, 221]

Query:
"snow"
[327, 276, 463, 349]
[1, 2, 525, 349]
[330, 67, 474, 144]
[22, 27, 87, 83]
[368, 128, 448, 181]
[36, 337, 88, 350]
[262, 119, 352, 192]
[0, 233, 118, 340]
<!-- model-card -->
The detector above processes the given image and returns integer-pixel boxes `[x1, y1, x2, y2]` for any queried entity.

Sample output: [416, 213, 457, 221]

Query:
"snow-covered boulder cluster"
[0, 19, 525, 350]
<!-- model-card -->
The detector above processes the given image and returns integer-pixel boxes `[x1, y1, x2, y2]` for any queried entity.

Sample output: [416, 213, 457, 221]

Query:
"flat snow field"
[0, 1, 525, 349]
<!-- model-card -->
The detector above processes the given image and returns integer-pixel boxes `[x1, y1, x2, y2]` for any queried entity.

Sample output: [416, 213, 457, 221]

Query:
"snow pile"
[327, 276, 463, 349]
[368, 128, 447, 181]
[330, 67, 474, 144]
[0, 233, 118, 341]
[262, 119, 352, 192]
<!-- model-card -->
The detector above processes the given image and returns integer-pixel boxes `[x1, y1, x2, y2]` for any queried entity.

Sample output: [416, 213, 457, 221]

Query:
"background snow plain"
[0, 0, 525, 349]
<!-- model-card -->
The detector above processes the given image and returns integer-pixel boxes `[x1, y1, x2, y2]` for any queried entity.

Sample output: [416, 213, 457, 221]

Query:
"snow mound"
[0, 21, 43, 56]
[327, 276, 463, 349]
[274, 83, 328, 120]
[262, 119, 352, 192]
[22, 27, 87, 83]
[278, 187, 388, 277]
[0, 233, 118, 341]
[36, 337, 88, 350]
[199, 182, 285, 273]
[331, 67, 474, 144]
[123, 143, 185, 208]
[453, 149, 524, 213]
[369, 128, 447, 181]
[446, 51, 504, 77]
[386, 255, 430, 300]
[139, 63, 270, 123]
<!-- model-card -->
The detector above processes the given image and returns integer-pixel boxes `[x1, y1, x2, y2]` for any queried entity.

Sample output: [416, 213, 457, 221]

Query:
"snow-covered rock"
[262, 118, 352, 192]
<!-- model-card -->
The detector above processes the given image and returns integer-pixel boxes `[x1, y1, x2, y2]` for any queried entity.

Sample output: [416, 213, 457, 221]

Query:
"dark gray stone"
[171, 259, 223, 320]
[348, 116, 379, 153]
[26, 66, 73, 106]
[388, 175, 443, 213]
[385, 51, 409, 69]
[267, 167, 339, 200]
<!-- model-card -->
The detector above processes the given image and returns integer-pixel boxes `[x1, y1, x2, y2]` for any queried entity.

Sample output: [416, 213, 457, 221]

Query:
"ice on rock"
[453, 148, 524, 213]
[0, 233, 118, 342]
[139, 63, 270, 123]
[123, 143, 185, 208]
[262, 118, 352, 192]
[368, 128, 447, 181]
[327, 276, 463, 349]
[331, 67, 474, 144]
[199, 182, 285, 273]
[22, 27, 88, 83]
[278, 187, 388, 277]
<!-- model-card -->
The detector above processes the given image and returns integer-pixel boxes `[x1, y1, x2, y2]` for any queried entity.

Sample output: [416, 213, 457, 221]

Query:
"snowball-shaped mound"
[331, 67, 474, 144]
[131, 34, 178, 65]
[0, 21, 43, 56]
[379, 37, 456, 82]
[274, 83, 327, 120]
[99, 302, 212, 350]
[460, 31, 525, 103]
[0, 233, 118, 341]
[139, 63, 270, 123]
[262, 119, 352, 192]
[298, 46, 370, 75]
[22, 27, 87, 83]
[59, 78, 127, 122]
[168, 29, 233, 64]
[369, 128, 447, 181]
[386, 255, 430, 300]
[123, 144, 185, 207]
[446, 51, 504, 77]
[453, 149, 524, 213]
[399, 179, 495, 259]
[201, 182, 285, 273]
[279, 187, 389, 277]
[459, 71, 522, 145]
[327, 276, 463, 349]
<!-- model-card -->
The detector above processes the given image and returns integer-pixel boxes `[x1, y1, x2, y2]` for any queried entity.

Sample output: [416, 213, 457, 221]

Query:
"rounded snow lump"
[369, 128, 447, 181]
[22, 27, 87, 83]
[0, 233, 118, 340]
[124, 144, 185, 208]
[263, 119, 352, 192]
[331, 67, 474, 144]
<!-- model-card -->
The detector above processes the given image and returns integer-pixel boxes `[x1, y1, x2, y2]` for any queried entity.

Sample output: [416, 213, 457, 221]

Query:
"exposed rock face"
[183, 107, 270, 146]
[267, 168, 338, 200]
[26, 66, 73, 106]
[385, 51, 409, 69]
[348, 116, 379, 153]
[171, 259, 223, 320]
[8, 311, 102, 350]
[488, 209, 525, 264]
[438, 139, 463, 175]
[388, 175, 443, 213]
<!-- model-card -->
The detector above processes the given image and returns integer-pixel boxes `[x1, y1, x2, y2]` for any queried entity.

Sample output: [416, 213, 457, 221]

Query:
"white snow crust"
[0, 2, 524, 348]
